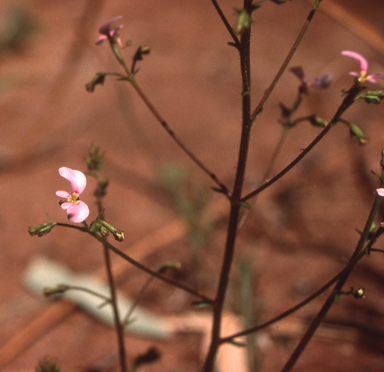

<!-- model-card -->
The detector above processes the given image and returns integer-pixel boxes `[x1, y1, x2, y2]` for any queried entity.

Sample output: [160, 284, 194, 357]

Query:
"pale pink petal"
[367, 73, 384, 83]
[111, 24, 123, 37]
[98, 16, 123, 35]
[60, 202, 73, 210]
[341, 50, 368, 73]
[56, 190, 71, 198]
[95, 34, 107, 45]
[377, 188, 384, 197]
[66, 201, 90, 223]
[58, 167, 87, 195]
[349, 72, 359, 78]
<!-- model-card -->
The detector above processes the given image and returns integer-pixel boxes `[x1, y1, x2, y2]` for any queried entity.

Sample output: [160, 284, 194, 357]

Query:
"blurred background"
[1, 0, 384, 371]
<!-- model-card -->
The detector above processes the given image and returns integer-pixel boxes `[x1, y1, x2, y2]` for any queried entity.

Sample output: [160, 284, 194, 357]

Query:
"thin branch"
[251, 0, 323, 122]
[241, 83, 363, 202]
[211, 0, 241, 48]
[56, 222, 212, 302]
[129, 79, 230, 196]
[105, 42, 230, 196]
[280, 194, 384, 372]
[203, 1, 253, 370]
[220, 243, 367, 342]
[62, 285, 111, 302]
[94, 192, 127, 372]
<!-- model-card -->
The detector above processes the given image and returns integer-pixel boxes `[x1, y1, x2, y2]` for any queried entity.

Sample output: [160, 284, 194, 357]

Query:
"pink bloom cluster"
[96, 16, 123, 46]
[56, 167, 89, 223]
[341, 51, 384, 83]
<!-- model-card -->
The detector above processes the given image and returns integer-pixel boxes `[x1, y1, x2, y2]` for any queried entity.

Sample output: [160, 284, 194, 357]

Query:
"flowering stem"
[280, 168, 384, 372]
[108, 46, 230, 195]
[210, 0, 241, 49]
[102, 239, 127, 372]
[128, 78, 230, 195]
[55, 222, 212, 302]
[93, 193, 127, 372]
[122, 275, 154, 327]
[251, 0, 323, 122]
[241, 83, 363, 202]
[203, 1, 252, 370]
[221, 224, 382, 342]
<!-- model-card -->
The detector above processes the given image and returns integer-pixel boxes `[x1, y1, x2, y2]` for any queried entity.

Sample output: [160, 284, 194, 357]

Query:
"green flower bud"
[308, 115, 328, 128]
[234, 9, 252, 34]
[28, 221, 56, 237]
[92, 219, 124, 242]
[85, 72, 106, 93]
[35, 357, 62, 372]
[43, 284, 69, 297]
[353, 288, 365, 299]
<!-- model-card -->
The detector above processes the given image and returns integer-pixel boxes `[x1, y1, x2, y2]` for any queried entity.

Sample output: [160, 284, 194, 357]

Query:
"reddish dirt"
[1, 0, 384, 371]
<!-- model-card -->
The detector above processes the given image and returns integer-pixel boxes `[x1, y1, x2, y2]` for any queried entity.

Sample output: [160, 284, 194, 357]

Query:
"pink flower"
[56, 167, 89, 223]
[96, 16, 123, 46]
[290, 66, 332, 89]
[377, 188, 384, 197]
[341, 51, 384, 83]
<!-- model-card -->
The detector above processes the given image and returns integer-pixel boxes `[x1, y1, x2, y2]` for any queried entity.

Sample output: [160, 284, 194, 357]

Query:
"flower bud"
[234, 9, 252, 34]
[346, 121, 369, 145]
[28, 221, 56, 237]
[155, 261, 181, 274]
[352, 288, 365, 299]
[85, 72, 106, 92]
[43, 284, 69, 297]
[91, 219, 124, 242]
[35, 357, 62, 372]
[308, 115, 328, 128]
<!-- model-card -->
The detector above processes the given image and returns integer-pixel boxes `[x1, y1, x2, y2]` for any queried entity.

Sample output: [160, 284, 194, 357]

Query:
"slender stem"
[241, 83, 363, 202]
[262, 126, 289, 183]
[56, 222, 212, 302]
[94, 195, 127, 372]
[251, 0, 323, 122]
[210, 0, 241, 48]
[220, 240, 369, 342]
[107, 44, 230, 196]
[128, 79, 230, 195]
[237, 125, 288, 229]
[62, 285, 111, 302]
[122, 275, 154, 327]
[203, 1, 252, 370]
[280, 187, 384, 372]
[102, 241, 127, 372]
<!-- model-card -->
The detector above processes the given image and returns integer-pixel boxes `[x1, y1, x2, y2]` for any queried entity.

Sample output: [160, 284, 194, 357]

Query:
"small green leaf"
[85, 72, 106, 92]
[356, 90, 384, 104]
[228, 339, 247, 347]
[341, 120, 369, 145]
[251, 1, 263, 11]
[192, 300, 212, 308]
[155, 261, 181, 274]
[308, 115, 328, 128]
[234, 8, 252, 34]
[239, 202, 251, 209]
[334, 293, 341, 304]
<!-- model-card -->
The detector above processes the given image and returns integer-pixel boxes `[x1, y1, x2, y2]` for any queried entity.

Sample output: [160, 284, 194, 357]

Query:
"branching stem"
[251, 0, 323, 122]
[55, 222, 212, 302]
[242, 83, 363, 202]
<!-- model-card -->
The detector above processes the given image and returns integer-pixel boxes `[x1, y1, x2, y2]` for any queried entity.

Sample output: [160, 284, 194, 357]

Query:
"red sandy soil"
[1, 0, 384, 371]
